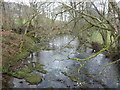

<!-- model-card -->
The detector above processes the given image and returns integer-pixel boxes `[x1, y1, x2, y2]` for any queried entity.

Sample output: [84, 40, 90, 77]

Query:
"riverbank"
[90, 41, 120, 73]
[2, 30, 35, 72]
[1, 30, 48, 88]
[2, 32, 120, 88]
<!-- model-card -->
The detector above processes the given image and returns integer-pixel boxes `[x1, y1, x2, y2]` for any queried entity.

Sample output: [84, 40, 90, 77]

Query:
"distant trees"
[2, 1, 45, 33]
[56, 0, 120, 59]
[2, 2, 33, 33]
[2, 0, 120, 58]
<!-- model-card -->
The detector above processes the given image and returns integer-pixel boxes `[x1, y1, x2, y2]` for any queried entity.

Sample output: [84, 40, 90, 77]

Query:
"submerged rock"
[25, 73, 43, 85]
[10, 70, 43, 85]
[10, 71, 26, 79]
[75, 53, 89, 59]
[34, 62, 48, 74]
[25, 62, 48, 74]
[8, 62, 48, 85]
[36, 68, 48, 74]
[61, 72, 78, 82]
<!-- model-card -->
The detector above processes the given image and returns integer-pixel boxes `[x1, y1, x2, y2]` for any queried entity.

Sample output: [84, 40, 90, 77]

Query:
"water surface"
[11, 35, 120, 88]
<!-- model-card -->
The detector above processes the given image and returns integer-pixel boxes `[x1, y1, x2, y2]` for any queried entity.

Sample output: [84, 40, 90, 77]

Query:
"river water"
[11, 35, 120, 88]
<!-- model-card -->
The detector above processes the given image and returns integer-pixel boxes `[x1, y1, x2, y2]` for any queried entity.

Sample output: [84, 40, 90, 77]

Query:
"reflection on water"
[12, 35, 120, 88]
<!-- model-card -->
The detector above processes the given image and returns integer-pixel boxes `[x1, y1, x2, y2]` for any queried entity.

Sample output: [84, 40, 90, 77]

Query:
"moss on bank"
[25, 74, 43, 84]
[4, 61, 47, 85]
[1, 30, 55, 69]
[9, 70, 43, 84]
[25, 62, 48, 74]
[2, 31, 40, 71]
[2, 30, 49, 85]
[21, 68, 32, 73]
[9, 62, 47, 84]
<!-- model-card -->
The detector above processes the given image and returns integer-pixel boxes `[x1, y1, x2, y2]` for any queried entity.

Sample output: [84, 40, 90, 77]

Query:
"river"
[10, 35, 120, 88]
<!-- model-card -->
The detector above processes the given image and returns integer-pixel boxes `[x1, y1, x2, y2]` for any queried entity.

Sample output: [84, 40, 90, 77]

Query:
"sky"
[4, 0, 120, 9]
[4, 0, 120, 21]
[4, 0, 120, 3]
[3, 0, 120, 15]
[3, 0, 120, 7]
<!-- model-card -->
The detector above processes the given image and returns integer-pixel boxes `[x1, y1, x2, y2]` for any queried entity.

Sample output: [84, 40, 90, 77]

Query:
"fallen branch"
[55, 45, 109, 61]
[99, 58, 120, 75]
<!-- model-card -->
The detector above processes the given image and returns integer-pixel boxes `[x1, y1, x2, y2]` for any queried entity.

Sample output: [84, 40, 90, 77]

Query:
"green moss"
[22, 35, 36, 51]
[25, 73, 43, 85]
[44, 47, 54, 50]
[16, 51, 29, 60]
[26, 63, 34, 70]
[36, 68, 48, 74]
[4, 41, 11, 45]
[34, 62, 40, 68]
[36, 46, 46, 51]
[25, 62, 47, 74]
[91, 31, 103, 44]
[34, 62, 47, 74]
[34, 62, 45, 68]
[2, 31, 48, 84]
[9, 71, 27, 79]
[10, 70, 43, 84]
[21, 68, 32, 73]
[2, 66, 9, 73]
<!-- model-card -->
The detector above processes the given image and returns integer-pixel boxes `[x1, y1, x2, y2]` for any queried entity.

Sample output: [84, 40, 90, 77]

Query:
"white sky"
[4, 0, 120, 3]
[3, 0, 120, 6]
[4, 0, 120, 8]
[3, 0, 120, 21]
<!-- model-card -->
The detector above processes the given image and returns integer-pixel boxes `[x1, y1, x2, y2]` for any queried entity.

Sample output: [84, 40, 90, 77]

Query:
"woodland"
[1, 0, 120, 88]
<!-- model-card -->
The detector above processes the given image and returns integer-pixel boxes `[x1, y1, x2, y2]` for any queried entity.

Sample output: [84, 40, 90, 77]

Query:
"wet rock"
[10, 71, 26, 79]
[26, 63, 34, 70]
[10, 62, 47, 85]
[25, 73, 43, 85]
[10, 70, 43, 85]
[25, 62, 48, 74]
[36, 68, 48, 74]
[34, 62, 45, 67]
[75, 53, 89, 59]
[34, 62, 48, 74]
[21, 68, 32, 73]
